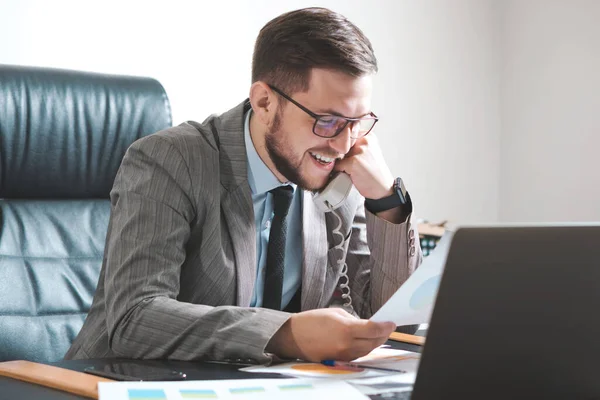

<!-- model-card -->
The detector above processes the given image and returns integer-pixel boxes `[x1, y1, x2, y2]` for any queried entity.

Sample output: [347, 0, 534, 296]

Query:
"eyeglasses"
[268, 85, 379, 139]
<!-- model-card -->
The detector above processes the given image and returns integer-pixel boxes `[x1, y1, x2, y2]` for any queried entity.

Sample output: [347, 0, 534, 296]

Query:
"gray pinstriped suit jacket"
[65, 100, 422, 364]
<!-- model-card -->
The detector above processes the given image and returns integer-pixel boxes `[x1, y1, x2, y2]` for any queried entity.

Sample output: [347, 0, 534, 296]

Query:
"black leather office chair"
[0, 64, 172, 362]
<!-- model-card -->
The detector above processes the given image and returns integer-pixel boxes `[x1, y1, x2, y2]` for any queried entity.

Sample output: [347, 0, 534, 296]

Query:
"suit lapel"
[217, 100, 256, 307]
[215, 100, 335, 310]
[301, 191, 328, 310]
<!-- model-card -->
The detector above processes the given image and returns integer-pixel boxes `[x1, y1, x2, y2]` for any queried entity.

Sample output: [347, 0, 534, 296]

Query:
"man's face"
[264, 69, 373, 191]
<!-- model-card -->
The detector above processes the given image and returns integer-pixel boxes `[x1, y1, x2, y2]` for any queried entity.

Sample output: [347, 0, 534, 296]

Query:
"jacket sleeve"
[344, 194, 423, 330]
[104, 135, 289, 363]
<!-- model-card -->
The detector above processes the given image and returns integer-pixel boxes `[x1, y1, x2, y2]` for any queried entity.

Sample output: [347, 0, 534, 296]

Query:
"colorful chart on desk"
[128, 388, 167, 400]
[100, 378, 366, 400]
[127, 384, 319, 399]
[180, 389, 218, 398]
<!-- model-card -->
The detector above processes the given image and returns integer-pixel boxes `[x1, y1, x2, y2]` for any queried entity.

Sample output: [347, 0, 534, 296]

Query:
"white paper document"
[348, 374, 415, 396]
[370, 230, 454, 326]
[241, 347, 420, 380]
[98, 378, 367, 400]
[241, 362, 385, 379]
[353, 346, 420, 376]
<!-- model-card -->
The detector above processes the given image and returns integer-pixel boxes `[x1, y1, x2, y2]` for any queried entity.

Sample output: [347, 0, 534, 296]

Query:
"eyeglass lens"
[314, 116, 376, 138]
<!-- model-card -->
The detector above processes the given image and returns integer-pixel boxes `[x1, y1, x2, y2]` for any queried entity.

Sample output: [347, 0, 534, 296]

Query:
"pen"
[321, 360, 406, 373]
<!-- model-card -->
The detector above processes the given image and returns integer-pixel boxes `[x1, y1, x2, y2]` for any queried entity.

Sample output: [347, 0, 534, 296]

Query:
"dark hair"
[252, 7, 378, 95]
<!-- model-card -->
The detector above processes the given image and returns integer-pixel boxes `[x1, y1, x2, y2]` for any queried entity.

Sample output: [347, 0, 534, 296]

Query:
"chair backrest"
[0, 64, 172, 362]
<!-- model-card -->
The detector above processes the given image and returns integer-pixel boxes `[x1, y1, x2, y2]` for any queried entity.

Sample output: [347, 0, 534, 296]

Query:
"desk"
[0, 340, 421, 399]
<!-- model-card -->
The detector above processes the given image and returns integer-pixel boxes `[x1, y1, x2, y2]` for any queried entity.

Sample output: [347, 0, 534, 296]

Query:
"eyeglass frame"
[267, 85, 379, 139]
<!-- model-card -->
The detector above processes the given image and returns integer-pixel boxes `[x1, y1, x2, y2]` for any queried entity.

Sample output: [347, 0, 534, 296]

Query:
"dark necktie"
[262, 185, 294, 310]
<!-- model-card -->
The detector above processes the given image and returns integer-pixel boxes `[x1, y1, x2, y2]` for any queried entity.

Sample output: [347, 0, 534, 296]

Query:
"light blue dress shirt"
[244, 110, 303, 309]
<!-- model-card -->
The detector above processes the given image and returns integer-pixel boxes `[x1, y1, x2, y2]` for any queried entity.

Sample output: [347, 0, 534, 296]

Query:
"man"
[66, 7, 422, 364]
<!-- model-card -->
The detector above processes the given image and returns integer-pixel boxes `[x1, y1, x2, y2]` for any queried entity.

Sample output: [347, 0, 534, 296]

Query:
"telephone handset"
[313, 172, 354, 212]
[312, 172, 355, 313]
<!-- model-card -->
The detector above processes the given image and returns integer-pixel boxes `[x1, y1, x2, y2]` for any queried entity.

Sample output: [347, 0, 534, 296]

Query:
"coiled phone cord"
[330, 208, 355, 314]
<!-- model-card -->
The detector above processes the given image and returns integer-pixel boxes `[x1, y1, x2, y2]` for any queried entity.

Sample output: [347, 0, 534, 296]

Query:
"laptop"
[379, 225, 600, 400]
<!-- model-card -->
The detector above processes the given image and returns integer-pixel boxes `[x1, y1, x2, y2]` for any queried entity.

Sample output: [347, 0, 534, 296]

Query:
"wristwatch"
[364, 177, 411, 214]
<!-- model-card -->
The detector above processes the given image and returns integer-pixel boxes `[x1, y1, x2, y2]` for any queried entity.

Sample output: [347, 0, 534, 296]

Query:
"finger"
[341, 139, 367, 160]
[352, 136, 369, 148]
[350, 320, 396, 339]
[333, 156, 352, 174]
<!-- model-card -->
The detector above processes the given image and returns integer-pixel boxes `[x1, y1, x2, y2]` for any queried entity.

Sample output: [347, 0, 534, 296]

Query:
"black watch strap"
[364, 177, 412, 214]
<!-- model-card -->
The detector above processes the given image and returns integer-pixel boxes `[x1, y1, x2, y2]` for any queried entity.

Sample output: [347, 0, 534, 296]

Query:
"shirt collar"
[244, 109, 296, 195]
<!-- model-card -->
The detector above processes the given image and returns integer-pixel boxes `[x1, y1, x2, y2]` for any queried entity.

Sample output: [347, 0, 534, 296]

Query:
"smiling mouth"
[309, 151, 338, 165]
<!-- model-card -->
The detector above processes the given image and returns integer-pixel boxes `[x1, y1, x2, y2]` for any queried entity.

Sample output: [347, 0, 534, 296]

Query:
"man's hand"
[334, 134, 409, 223]
[266, 308, 396, 362]
[334, 133, 395, 201]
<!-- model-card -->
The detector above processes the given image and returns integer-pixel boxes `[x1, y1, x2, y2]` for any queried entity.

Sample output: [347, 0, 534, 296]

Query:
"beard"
[264, 110, 330, 192]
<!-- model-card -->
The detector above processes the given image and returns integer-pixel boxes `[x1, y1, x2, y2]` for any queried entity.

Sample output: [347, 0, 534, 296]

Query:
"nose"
[328, 123, 356, 155]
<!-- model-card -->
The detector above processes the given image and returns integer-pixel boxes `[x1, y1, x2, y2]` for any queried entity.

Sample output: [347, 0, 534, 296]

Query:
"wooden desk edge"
[0, 360, 113, 399]
[389, 332, 426, 346]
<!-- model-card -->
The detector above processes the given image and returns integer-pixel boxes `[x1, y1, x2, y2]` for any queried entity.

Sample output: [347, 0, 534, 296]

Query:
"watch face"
[395, 177, 407, 195]
[395, 177, 407, 203]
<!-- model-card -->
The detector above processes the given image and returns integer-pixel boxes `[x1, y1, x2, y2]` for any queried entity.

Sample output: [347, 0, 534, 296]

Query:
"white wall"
[500, 0, 600, 222]
[368, 1, 500, 224]
[0, 0, 501, 223]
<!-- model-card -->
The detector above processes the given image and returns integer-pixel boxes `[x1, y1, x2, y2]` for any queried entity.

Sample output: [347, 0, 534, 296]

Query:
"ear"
[249, 81, 279, 126]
